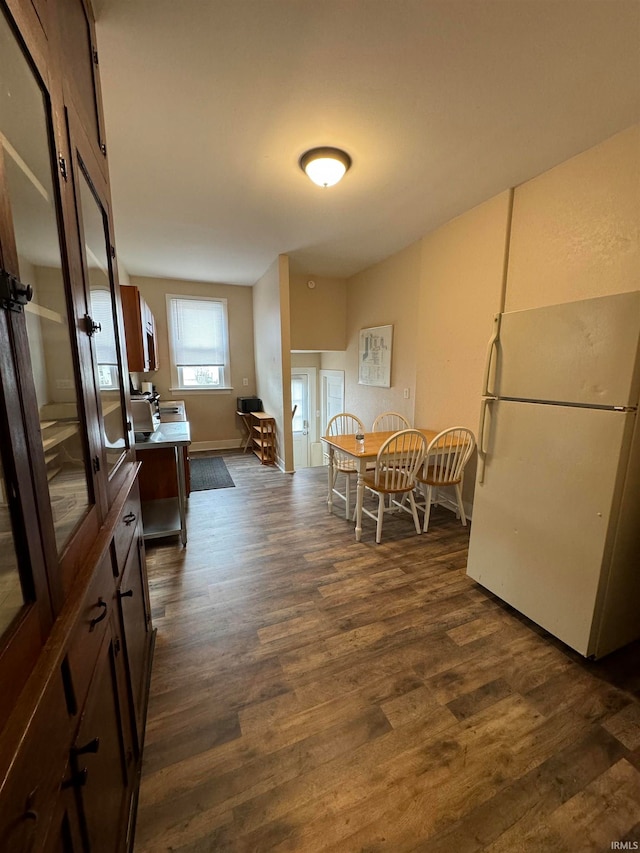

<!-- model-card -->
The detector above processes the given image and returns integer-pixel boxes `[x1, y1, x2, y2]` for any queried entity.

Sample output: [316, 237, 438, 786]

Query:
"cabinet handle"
[73, 737, 100, 756]
[123, 511, 136, 526]
[89, 597, 107, 631]
[119, 588, 133, 599]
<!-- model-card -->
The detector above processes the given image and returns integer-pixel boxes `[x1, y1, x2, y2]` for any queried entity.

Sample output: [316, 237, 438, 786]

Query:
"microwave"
[131, 398, 160, 437]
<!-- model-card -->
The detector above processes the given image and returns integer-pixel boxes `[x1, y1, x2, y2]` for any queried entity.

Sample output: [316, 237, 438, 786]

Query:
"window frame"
[166, 294, 231, 392]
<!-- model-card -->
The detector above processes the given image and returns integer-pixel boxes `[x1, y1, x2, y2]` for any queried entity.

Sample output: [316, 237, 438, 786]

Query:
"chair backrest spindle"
[372, 411, 411, 433]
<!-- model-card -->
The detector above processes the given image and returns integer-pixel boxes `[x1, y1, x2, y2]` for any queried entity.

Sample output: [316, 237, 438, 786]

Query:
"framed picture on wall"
[358, 324, 393, 387]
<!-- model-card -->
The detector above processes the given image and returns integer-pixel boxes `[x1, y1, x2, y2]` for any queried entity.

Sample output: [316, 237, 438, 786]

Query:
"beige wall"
[253, 255, 293, 471]
[345, 240, 422, 431]
[342, 124, 638, 515]
[506, 125, 640, 311]
[415, 191, 511, 433]
[344, 193, 510, 508]
[290, 274, 347, 351]
[131, 275, 255, 449]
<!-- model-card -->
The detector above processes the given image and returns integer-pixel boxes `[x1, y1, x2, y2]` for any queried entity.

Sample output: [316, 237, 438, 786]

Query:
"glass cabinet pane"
[1, 8, 91, 554]
[78, 168, 127, 474]
[0, 455, 24, 638]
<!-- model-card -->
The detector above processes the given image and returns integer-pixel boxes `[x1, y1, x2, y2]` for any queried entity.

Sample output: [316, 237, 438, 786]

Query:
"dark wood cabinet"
[121, 285, 159, 373]
[56, 0, 108, 172]
[117, 528, 153, 749]
[71, 620, 133, 853]
[0, 1, 153, 851]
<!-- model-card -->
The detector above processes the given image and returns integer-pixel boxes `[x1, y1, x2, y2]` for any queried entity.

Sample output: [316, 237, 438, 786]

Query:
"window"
[166, 295, 230, 390]
[90, 288, 119, 389]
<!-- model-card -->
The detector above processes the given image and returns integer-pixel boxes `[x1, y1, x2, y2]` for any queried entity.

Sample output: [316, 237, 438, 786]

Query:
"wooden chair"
[371, 411, 411, 432]
[369, 412, 412, 499]
[326, 413, 365, 520]
[416, 426, 476, 532]
[360, 429, 427, 543]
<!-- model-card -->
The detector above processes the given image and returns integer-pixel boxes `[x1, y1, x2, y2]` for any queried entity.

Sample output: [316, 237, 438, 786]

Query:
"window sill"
[168, 387, 233, 394]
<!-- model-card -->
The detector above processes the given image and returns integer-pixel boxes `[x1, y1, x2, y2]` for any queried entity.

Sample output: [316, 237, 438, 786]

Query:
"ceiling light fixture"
[299, 147, 352, 187]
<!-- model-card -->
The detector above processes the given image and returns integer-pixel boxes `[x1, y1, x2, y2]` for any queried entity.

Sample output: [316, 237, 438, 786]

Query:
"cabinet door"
[118, 527, 152, 749]
[42, 771, 85, 853]
[1, 3, 96, 560]
[72, 620, 132, 853]
[56, 0, 107, 170]
[142, 298, 158, 370]
[74, 156, 132, 501]
[0, 668, 71, 852]
[0, 1, 103, 715]
[120, 285, 148, 372]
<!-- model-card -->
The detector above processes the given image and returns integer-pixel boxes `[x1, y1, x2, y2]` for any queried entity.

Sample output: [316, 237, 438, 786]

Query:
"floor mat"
[190, 456, 235, 491]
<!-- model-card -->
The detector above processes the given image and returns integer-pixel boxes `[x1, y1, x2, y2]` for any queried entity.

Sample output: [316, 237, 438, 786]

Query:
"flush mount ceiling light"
[299, 147, 352, 187]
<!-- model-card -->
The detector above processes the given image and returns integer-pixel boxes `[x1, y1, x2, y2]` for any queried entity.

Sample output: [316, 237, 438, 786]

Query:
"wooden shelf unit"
[251, 412, 276, 465]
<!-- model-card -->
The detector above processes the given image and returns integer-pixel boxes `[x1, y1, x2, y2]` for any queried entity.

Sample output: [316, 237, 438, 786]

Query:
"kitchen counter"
[135, 421, 191, 545]
[158, 399, 187, 423]
[135, 420, 190, 448]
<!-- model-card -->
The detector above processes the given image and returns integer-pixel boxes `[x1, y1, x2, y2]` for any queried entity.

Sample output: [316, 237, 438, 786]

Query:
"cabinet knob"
[119, 588, 133, 599]
[84, 313, 102, 337]
[123, 511, 136, 526]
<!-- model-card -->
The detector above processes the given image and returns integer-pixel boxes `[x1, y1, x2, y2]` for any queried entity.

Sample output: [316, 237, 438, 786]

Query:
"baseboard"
[189, 439, 243, 453]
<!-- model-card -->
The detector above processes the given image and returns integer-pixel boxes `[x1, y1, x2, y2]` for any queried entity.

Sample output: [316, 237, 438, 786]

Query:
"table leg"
[327, 446, 334, 511]
[355, 458, 365, 542]
[176, 445, 187, 546]
[240, 413, 252, 452]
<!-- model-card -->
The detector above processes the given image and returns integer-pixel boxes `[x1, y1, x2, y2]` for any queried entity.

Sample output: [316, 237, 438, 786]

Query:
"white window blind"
[90, 288, 118, 365]
[169, 297, 226, 366]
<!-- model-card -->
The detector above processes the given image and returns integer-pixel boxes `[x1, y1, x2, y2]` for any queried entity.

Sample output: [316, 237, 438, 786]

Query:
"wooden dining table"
[322, 428, 439, 542]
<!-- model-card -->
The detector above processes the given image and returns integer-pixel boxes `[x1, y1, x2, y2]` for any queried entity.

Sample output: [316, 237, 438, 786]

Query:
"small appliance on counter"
[237, 396, 262, 413]
[131, 391, 161, 439]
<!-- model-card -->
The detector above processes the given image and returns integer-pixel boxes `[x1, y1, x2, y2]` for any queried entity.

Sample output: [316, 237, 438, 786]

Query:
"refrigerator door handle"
[481, 313, 501, 397]
[477, 396, 496, 484]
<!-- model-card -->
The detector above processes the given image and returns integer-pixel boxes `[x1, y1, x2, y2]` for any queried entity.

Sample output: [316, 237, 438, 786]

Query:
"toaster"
[131, 398, 160, 437]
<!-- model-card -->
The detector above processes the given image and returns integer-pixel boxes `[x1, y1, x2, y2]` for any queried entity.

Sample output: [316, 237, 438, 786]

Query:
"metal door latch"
[0, 270, 33, 312]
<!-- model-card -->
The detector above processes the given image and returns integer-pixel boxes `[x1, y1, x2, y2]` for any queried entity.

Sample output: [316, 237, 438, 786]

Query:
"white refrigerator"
[467, 291, 640, 659]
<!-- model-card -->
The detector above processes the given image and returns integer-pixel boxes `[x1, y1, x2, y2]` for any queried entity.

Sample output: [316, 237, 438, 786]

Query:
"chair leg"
[344, 472, 350, 520]
[407, 489, 422, 534]
[455, 483, 467, 525]
[422, 484, 433, 532]
[376, 492, 385, 543]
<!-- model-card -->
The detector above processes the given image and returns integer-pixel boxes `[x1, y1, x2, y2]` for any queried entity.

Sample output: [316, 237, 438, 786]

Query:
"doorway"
[320, 369, 345, 438]
[291, 368, 317, 469]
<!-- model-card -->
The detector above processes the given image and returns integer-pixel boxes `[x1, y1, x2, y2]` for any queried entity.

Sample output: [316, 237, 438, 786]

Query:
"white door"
[320, 370, 345, 439]
[291, 373, 309, 469]
[467, 399, 633, 656]
[291, 369, 318, 469]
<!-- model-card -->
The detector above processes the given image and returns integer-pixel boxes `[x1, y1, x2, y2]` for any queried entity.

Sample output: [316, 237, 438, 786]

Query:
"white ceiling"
[94, 0, 640, 287]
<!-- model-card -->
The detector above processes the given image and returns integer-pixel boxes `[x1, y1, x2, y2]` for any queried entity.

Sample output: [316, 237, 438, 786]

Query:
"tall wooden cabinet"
[0, 1, 154, 850]
[121, 285, 158, 373]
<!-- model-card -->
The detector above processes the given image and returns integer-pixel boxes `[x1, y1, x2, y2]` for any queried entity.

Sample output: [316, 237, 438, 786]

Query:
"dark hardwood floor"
[134, 450, 640, 852]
